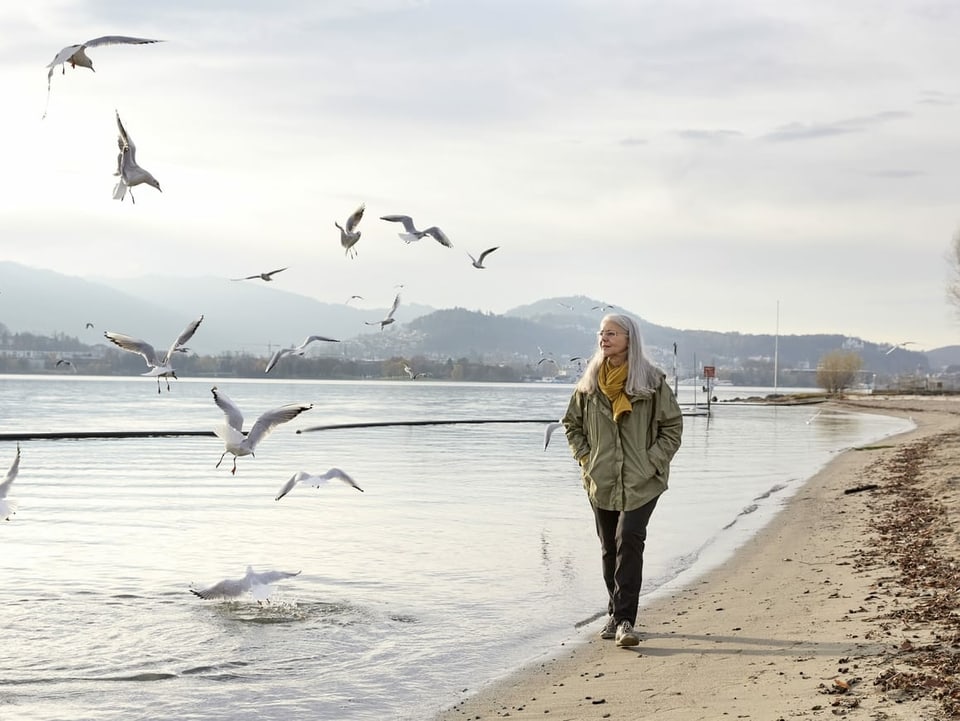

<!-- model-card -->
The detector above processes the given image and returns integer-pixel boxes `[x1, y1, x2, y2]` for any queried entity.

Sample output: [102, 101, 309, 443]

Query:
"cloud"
[762, 110, 910, 142]
[675, 129, 743, 142]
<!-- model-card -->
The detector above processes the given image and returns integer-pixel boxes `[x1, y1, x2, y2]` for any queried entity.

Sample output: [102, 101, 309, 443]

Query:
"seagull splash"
[191, 565, 301, 602]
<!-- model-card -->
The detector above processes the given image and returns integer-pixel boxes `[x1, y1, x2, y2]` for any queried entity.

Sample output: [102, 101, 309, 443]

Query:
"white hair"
[575, 313, 662, 394]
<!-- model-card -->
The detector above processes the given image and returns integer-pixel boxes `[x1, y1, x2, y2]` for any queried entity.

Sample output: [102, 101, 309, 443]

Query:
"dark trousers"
[592, 495, 659, 625]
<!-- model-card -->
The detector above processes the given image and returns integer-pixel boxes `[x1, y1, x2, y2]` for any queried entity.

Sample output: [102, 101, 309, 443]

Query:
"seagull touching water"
[211, 387, 312, 474]
[191, 565, 301, 602]
[104, 315, 203, 393]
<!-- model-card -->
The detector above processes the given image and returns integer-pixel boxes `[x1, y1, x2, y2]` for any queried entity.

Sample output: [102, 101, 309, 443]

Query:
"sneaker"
[615, 620, 639, 647]
[599, 616, 617, 640]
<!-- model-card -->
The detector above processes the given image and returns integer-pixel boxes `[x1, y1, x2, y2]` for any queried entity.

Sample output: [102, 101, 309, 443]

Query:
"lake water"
[0, 376, 913, 721]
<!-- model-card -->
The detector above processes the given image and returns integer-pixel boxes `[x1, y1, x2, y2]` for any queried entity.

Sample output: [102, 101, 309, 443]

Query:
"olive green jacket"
[562, 371, 683, 511]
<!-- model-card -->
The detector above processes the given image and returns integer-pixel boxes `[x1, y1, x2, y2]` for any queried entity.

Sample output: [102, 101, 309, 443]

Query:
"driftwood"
[843, 483, 880, 495]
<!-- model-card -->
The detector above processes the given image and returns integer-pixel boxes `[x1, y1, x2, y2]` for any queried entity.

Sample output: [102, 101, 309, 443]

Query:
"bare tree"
[816, 350, 863, 396]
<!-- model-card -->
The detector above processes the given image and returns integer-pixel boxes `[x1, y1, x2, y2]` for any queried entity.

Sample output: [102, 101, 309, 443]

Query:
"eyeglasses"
[597, 331, 627, 340]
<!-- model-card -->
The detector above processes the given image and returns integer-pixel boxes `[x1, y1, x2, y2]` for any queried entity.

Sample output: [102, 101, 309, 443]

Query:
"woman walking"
[563, 314, 683, 647]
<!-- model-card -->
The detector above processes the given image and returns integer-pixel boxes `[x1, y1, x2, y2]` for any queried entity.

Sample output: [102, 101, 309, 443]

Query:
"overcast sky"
[2, 1, 960, 349]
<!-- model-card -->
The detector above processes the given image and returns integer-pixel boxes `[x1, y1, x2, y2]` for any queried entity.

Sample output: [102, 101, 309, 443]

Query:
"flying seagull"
[467, 247, 499, 269]
[211, 386, 312, 474]
[336, 204, 365, 259]
[85, 322, 95, 329]
[403, 364, 429, 380]
[0, 443, 20, 521]
[365, 293, 401, 331]
[543, 421, 563, 451]
[380, 215, 453, 247]
[104, 315, 203, 393]
[113, 110, 162, 203]
[191, 565, 301, 602]
[231, 267, 287, 282]
[55, 358, 78, 373]
[44, 36, 163, 118]
[275, 469, 364, 501]
[885, 341, 918, 355]
[345, 295, 364, 304]
[265, 335, 341, 373]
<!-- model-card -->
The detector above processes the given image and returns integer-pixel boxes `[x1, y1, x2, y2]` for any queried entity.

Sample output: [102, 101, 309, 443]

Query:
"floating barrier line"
[0, 430, 217, 441]
[2, 406, 718, 441]
[298, 419, 559, 433]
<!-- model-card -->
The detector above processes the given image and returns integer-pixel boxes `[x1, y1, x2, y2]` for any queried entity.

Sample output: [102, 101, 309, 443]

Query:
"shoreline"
[433, 396, 960, 721]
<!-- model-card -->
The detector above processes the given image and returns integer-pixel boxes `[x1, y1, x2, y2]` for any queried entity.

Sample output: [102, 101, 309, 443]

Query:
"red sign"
[703, 366, 716, 378]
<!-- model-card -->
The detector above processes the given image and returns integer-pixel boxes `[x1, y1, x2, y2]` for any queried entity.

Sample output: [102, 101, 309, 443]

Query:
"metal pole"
[774, 300, 780, 395]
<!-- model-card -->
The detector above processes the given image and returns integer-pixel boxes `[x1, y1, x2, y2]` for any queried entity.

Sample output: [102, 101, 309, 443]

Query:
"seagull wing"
[380, 214, 419, 234]
[211, 386, 244, 431]
[275, 471, 310, 501]
[191, 576, 249, 600]
[385, 293, 401, 321]
[345, 204, 365, 233]
[163, 315, 203, 364]
[423, 227, 452, 247]
[264, 267, 287, 279]
[264, 348, 292, 374]
[115, 111, 138, 168]
[313, 468, 364, 492]
[0, 444, 20, 498]
[83, 36, 164, 50]
[478, 247, 499, 263]
[297, 335, 340, 350]
[47, 44, 83, 69]
[104, 332, 160, 367]
[231, 274, 259, 281]
[543, 422, 563, 451]
[245, 403, 313, 450]
[249, 569, 301, 585]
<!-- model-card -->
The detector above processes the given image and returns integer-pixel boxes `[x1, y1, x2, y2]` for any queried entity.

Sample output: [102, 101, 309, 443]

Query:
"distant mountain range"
[1, 261, 957, 375]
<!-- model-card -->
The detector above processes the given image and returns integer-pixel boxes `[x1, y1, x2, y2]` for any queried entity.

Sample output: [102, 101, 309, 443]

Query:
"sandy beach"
[434, 396, 960, 721]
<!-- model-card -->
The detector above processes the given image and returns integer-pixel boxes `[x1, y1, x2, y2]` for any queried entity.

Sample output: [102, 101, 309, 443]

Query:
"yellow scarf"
[598, 359, 632, 422]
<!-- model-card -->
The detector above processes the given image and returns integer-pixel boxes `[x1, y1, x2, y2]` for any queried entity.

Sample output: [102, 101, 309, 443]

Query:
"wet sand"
[433, 396, 960, 721]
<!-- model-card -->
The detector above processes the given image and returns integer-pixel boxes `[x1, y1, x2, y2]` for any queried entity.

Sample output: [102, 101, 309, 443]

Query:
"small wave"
[389, 613, 419, 624]
[181, 660, 249, 676]
[573, 609, 607, 629]
[752, 482, 789, 501]
[96, 672, 178, 682]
